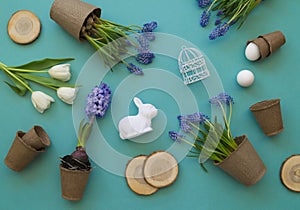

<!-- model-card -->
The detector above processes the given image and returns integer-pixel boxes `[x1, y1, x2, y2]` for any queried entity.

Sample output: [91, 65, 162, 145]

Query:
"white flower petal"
[57, 87, 78, 105]
[31, 91, 55, 114]
[48, 64, 71, 81]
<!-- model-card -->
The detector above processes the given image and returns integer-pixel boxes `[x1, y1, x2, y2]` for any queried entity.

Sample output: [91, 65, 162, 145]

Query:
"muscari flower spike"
[219, 23, 230, 36]
[169, 131, 184, 142]
[215, 19, 221, 26]
[142, 21, 158, 32]
[178, 112, 208, 132]
[186, 112, 209, 123]
[85, 83, 112, 118]
[141, 21, 158, 41]
[136, 35, 150, 52]
[136, 52, 155, 65]
[209, 92, 234, 106]
[197, 0, 211, 8]
[216, 10, 223, 16]
[200, 10, 211, 27]
[127, 63, 144, 75]
[209, 23, 230, 40]
[144, 33, 156, 41]
[178, 119, 192, 133]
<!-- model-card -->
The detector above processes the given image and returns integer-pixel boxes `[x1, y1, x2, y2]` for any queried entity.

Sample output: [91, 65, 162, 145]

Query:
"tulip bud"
[48, 64, 71, 81]
[57, 87, 78, 105]
[31, 91, 55, 113]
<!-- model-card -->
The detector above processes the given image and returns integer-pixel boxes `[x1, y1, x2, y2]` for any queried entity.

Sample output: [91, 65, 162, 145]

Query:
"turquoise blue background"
[1, 0, 299, 209]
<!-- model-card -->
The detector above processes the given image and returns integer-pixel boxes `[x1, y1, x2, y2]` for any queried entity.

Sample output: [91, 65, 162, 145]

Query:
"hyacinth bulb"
[71, 146, 89, 164]
[60, 146, 91, 170]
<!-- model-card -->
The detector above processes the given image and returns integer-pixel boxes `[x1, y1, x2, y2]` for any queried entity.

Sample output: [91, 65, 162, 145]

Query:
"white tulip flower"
[57, 87, 78, 105]
[48, 64, 71, 81]
[31, 91, 55, 113]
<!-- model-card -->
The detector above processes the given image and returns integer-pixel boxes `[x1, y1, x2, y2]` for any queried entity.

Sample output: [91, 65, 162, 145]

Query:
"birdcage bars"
[178, 46, 210, 85]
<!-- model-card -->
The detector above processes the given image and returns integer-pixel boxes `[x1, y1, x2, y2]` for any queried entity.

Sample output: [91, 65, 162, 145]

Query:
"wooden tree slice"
[280, 154, 300, 192]
[125, 155, 158, 196]
[7, 10, 41, 44]
[143, 151, 178, 188]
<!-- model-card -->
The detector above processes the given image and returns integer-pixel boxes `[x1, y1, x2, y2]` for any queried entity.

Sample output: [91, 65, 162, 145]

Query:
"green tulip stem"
[7, 68, 48, 73]
[0, 62, 33, 92]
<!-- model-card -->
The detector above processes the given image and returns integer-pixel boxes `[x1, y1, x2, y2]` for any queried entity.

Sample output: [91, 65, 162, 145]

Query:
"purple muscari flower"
[141, 21, 158, 33]
[208, 23, 230, 40]
[209, 92, 234, 106]
[215, 19, 221, 25]
[219, 23, 230, 36]
[186, 112, 209, 123]
[200, 10, 211, 27]
[208, 26, 220, 40]
[178, 112, 208, 132]
[85, 83, 112, 118]
[169, 131, 184, 142]
[216, 10, 223, 16]
[143, 32, 156, 41]
[139, 22, 157, 41]
[178, 118, 192, 133]
[136, 52, 155, 64]
[127, 63, 144, 75]
[197, 0, 211, 8]
[136, 35, 150, 51]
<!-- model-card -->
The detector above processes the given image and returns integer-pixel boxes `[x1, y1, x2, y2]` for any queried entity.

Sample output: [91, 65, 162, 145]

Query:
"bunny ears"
[133, 97, 143, 108]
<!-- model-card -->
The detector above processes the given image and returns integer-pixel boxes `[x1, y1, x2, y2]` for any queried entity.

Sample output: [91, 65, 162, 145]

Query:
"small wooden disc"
[280, 154, 300, 192]
[7, 10, 41, 44]
[143, 151, 178, 188]
[125, 155, 158, 196]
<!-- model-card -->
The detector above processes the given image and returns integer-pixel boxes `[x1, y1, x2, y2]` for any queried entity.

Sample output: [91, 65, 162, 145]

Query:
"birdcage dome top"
[178, 46, 204, 66]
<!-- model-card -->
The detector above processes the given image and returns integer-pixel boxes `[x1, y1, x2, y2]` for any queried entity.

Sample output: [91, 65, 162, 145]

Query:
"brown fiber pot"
[22, 125, 51, 150]
[250, 99, 284, 136]
[247, 30, 286, 61]
[259, 31, 286, 54]
[50, 0, 101, 40]
[60, 165, 92, 201]
[4, 131, 45, 172]
[215, 135, 266, 186]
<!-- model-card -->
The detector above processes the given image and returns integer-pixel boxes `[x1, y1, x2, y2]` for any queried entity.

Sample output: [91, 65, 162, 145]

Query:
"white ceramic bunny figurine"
[118, 97, 158, 140]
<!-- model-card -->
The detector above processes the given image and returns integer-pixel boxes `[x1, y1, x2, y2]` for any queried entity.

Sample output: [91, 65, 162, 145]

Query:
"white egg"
[236, 70, 255, 87]
[245, 42, 260, 61]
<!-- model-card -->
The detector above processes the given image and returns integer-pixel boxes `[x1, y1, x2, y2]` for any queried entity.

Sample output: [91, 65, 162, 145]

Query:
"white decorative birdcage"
[178, 46, 210, 85]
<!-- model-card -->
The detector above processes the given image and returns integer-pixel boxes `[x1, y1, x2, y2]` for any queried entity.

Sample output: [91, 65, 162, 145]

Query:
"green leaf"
[2, 72, 29, 96]
[4, 81, 27, 96]
[77, 119, 85, 145]
[200, 163, 208, 173]
[17, 73, 76, 88]
[10, 58, 74, 70]
[81, 123, 93, 146]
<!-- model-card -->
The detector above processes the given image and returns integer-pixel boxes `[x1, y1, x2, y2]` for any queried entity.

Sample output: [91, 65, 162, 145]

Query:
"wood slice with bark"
[143, 151, 178, 188]
[280, 154, 300, 192]
[7, 10, 41, 44]
[125, 155, 158, 195]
